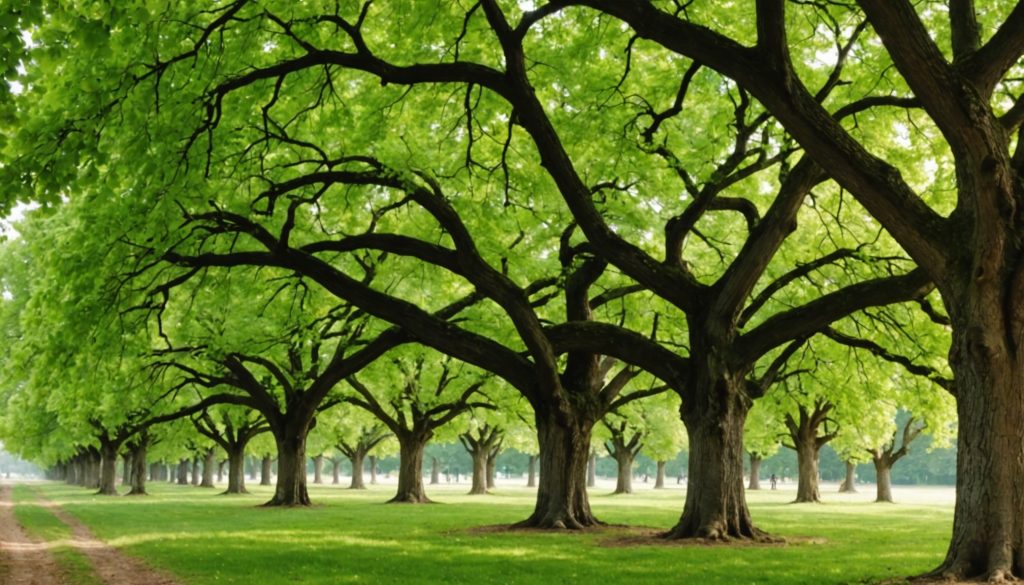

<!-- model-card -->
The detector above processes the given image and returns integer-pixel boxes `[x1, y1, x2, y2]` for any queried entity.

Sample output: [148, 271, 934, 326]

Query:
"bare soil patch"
[0, 483, 73, 585]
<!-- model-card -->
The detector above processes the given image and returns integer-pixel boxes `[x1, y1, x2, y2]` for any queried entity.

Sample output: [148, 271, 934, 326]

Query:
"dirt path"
[0, 483, 73, 585]
[32, 492, 184, 585]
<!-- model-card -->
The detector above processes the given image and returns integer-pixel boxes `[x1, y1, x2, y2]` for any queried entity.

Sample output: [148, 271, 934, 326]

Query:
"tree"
[743, 402, 784, 491]
[192, 407, 269, 495]
[460, 422, 504, 496]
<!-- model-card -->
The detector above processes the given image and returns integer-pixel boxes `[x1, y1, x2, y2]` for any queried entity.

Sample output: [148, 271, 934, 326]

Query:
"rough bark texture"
[747, 454, 762, 490]
[874, 459, 894, 503]
[668, 385, 762, 540]
[390, 432, 431, 503]
[468, 447, 488, 495]
[839, 461, 858, 493]
[266, 431, 310, 506]
[610, 446, 636, 495]
[515, 410, 598, 529]
[127, 442, 148, 496]
[794, 440, 822, 504]
[655, 460, 666, 489]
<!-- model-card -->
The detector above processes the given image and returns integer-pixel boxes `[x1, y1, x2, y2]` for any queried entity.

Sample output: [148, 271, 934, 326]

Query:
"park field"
[21, 480, 952, 584]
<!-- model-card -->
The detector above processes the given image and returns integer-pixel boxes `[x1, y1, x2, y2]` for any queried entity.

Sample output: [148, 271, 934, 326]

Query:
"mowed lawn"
[33, 480, 952, 585]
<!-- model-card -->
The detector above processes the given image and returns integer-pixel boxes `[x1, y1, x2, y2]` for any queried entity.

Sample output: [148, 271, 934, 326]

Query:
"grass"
[11, 485, 103, 585]
[31, 481, 952, 585]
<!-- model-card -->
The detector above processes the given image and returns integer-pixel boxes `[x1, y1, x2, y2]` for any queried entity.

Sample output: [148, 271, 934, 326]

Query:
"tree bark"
[874, 457, 894, 503]
[249, 457, 258, 481]
[515, 410, 598, 528]
[612, 450, 635, 494]
[265, 430, 310, 506]
[667, 387, 762, 540]
[331, 459, 341, 485]
[430, 456, 440, 485]
[839, 461, 858, 493]
[177, 459, 189, 485]
[97, 441, 120, 496]
[486, 448, 498, 490]
[390, 431, 431, 503]
[127, 442, 148, 496]
[260, 456, 273, 486]
[191, 457, 200, 486]
[655, 460, 667, 489]
[349, 451, 366, 490]
[224, 444, 247, 494]
[794, 438, 822, 503]
[369, 455, 378, 485]
[747, 454, 762, 490]
[312, 455, 324, 485]
[527, 455, 537, 488]
[200, 449, 217, 488]
[121, 454, 132, 487]
[217, 460, 226, 483]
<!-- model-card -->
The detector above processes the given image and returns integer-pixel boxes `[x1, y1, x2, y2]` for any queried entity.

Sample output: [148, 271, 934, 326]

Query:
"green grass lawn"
[31, 481, 951, 585]
[11, 485, 103, 585]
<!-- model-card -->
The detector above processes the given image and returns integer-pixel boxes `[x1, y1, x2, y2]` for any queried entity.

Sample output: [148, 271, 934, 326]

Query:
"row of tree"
[1, 1, 1019, 580]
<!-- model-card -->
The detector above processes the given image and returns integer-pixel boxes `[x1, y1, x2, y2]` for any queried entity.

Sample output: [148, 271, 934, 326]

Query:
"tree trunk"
[191, 457, 200, 486]
[312, 455, 324, 485]
[794, 439, 822, 503]
[747, 454, 762, 490]
[265, 430, 311, 506]
[873, 456, 894, 503]
[527, 455, 537, 488]
[127, 442, 148, 496]
[467, 446, 488, 495]
[96, 441, 120, 496]
[839, 461, 858, 493]
[655, 461, 667, 489]
[249, 457, 258, 481]
[390, 432, 431, 503]
[586, 451, 596, 488]
[349, 451, 366, 490]
[430, 456, 440, 485]
[612, 450, 635, 494]
[332, 460, 341, 485]
[486, 449, 498, 490]
[86, 449, 101, 489]
[260, 456, 273, 486]
[667, 387, 762, 540]
[177, 459, 189, 485]
[369, 455, 378, 485]
[200, 449, 216, 488]
[217, 460, 226, 483]
[224, 444, 247, 495]
[515, 410, 597, 529]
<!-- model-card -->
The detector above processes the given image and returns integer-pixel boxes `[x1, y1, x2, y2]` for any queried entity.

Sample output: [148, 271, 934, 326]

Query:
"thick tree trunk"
[312, 455, 324, 485]
[586, 452, 596, 488]
[794, 440, 822, 503]
[127, 443, 147, 496]
[839, 461, 858, 493]
[874, 458, 894, 503]
[266, 430, 311, 506]
[260, 456, 273, 486]
[369, 456, 378, 485]
[527, 455, 537, 488]
[177, 459, 189, 485]
[248, 457, 257, 481]
[97, 442, 120, 496]
[217, 460, 226, 483]
[467, 447, 488, 495]
[390, 432, 431, 503]
[200, 450, 216, 488]
[224, 445, 247, 495]
[515, 411, 598, 529]
[747, 454, 762, 490]
[430, 456, 440, 485]
[86, 449, 101, 489]
[331, 460, 341, 485]
[349, 451, 366, 490]
[655, 461, 667, 489]
[191, 457, 200, 486]
[612, 451, 635, 494]
[931, 314, 1024, 581]
[486, 449, 498, 490]
[668, 387, 763, 540]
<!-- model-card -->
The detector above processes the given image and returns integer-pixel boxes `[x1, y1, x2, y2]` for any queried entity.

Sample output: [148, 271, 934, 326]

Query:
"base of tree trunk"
[220, 488, 248, 495]
[511, 511, 604, 530]
[387, 493, 433, 504]
[125, 489, 147, 496]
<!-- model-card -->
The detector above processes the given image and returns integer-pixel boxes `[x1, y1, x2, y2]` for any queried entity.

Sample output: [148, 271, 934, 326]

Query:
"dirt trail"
[1, 481, 185, 585]
[0, 483, 72, 585]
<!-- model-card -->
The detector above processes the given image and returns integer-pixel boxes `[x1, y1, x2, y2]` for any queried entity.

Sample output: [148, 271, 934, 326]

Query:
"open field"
[6, 479, 954, 585]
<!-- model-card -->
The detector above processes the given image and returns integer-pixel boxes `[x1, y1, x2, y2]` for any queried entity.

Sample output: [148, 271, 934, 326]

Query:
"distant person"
[770, 474, 778, 490]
